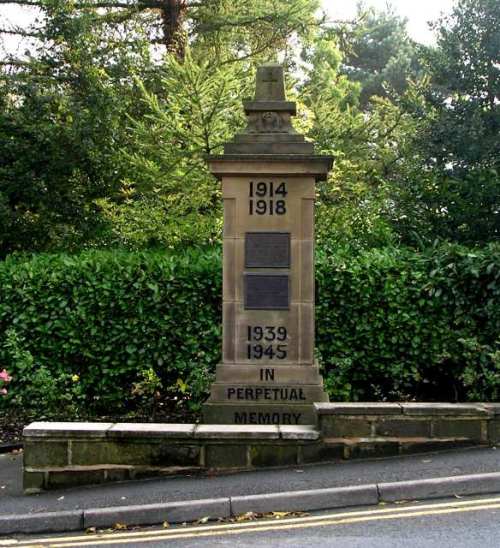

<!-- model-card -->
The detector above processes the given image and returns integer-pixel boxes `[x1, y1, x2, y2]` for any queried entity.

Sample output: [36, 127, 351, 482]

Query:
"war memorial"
[202, 63, 331, 426]
[22, 65, 500, 492]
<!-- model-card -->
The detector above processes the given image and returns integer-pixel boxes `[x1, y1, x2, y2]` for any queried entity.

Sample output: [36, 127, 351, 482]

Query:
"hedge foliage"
[0, 244, 499, 418]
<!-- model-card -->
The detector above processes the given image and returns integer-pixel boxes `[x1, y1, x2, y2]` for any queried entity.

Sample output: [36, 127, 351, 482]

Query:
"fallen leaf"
[113, 523, 127, 530]
[86, 527, 97, 535]
[163, 521, 170, 528]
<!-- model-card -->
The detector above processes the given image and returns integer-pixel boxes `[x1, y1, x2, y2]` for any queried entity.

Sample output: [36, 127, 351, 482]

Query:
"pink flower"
[0, 369, 12, 383]
[0, 388, 7, 395]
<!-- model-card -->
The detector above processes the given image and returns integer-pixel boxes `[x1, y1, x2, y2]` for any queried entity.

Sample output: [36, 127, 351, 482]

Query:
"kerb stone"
[83, 499, 231, 529]
[231, 485, 378, 515]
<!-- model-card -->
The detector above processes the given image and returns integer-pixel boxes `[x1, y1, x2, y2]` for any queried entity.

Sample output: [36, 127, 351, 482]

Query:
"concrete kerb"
[378, 472, 500, 502]
[4, 472, 500, 535]
[230, 484, 379, 515]
[83, 498, 231, 529]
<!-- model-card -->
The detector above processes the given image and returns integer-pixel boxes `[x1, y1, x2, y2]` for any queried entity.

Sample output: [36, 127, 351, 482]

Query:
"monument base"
[202, 402, 319, 425]
[202, 361, 329, 425]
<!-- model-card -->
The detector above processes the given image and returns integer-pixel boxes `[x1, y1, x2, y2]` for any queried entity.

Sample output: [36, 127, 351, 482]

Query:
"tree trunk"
[161, 0, 187, 58]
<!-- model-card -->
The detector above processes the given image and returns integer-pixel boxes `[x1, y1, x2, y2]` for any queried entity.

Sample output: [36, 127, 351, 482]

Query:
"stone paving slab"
[315, 403, 403, 415]
[107, 423, 196, 438]
[23, 422, 113, 438]
[193, 424, 280, 439]
[401, 403, 490, 416]
[279, 425, 319, 440]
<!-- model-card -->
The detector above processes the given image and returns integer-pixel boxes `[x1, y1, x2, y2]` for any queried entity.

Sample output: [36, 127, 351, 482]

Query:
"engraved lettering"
[234, 412, 246, 424]
[233, 412, 302, 425]
[260, 368, 275, 381]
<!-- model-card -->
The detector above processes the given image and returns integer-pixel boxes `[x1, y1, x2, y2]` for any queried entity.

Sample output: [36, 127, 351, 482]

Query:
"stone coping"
[23, 422, 319, 441]
[314, 403, 492, 417]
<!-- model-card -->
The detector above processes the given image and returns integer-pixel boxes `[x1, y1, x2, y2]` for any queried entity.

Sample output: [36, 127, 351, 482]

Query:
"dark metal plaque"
[244, 274, 289, 310]
[245, 232, 290, 268]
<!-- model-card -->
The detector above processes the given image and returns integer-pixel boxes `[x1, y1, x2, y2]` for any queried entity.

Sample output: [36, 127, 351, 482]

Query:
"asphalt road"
[3, 447, 500, 515]
[6, 495, 500, 548]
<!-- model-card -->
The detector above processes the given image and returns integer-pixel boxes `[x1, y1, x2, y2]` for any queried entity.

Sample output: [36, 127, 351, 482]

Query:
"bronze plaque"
[244, 274, 289, 310]
[245, 232, 290, 268]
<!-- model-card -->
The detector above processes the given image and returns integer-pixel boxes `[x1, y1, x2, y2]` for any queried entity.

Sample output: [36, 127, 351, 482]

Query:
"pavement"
[1, 446, 500, 535]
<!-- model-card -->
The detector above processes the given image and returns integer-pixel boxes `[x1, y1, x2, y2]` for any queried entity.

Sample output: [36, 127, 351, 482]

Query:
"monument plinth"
[203, 64, 333, 425]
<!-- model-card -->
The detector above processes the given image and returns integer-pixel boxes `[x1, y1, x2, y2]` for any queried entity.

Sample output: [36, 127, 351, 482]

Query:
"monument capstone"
[203, 64, 333, 425]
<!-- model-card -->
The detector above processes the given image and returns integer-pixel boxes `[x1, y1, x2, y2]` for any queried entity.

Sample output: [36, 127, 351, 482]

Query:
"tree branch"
[0, 60, 30, 66]
[0, 27, 40, 37]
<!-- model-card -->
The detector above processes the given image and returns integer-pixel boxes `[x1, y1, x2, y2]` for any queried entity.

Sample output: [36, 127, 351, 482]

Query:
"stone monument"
[203, 64, 332, 425]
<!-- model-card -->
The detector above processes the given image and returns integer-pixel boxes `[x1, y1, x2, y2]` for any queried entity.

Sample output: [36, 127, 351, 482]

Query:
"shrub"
[316, 244, 500, 401]
[0, 243, 498, 418]
[0, 249, 221, 418]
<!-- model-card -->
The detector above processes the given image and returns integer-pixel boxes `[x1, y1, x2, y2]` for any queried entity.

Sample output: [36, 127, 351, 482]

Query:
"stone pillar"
[203, 64, 332, 426]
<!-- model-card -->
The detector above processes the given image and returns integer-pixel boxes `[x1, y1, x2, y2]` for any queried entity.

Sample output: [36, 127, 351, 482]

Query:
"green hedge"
[316, 245, 500, 402]
[0, 244, 499, 418]
[0, 250, 221, 417]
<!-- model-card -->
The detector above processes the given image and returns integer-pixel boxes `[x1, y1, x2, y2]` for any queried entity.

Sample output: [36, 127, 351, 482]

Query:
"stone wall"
[23, 423, 320, 492]
[316, 403, 500, 458]
[23, 403, 500, 492]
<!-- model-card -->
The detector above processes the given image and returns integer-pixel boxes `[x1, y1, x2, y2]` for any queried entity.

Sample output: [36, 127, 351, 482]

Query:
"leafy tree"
[98, 51, 249, 249]
[422, 0, 499, 170]
[299, 30, 419, 249]
[391, 0, 500, 246]
[0, 0, 320, 59]
[336, 3, 421, 108]
[0, 2, 156, 255]
[0, 0, 320, 254]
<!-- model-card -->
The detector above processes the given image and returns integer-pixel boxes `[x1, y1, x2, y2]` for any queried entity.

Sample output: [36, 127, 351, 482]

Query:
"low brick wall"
[23, 423, 320, 492]
[315, 403, 500, 458]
